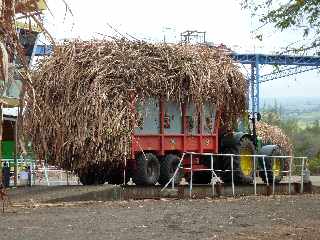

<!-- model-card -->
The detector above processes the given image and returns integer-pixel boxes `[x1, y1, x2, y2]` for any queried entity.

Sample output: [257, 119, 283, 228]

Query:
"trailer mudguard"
[258, 145, 278, 156]
[220, 132, 253, 149]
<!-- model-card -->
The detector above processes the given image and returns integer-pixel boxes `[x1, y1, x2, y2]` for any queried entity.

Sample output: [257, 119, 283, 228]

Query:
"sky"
[38, 0, 320, 98]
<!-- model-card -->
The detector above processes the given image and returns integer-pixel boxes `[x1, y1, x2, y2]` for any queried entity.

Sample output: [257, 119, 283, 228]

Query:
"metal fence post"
[30, 162, 33, 187]
[272, 158, 275, 195]
[288, 157, 293, 195]
[124, 157, 127, 186]
[44, 162, 50, 186]
[262, 156, 269, 186]
[300, 157, 305, 194]
[189, 153, 193, 198]
[253, 155, 257, 195]
[171, 171, 175, 190]
[231, 155, 235, 197]
[211, 155, 214, 198]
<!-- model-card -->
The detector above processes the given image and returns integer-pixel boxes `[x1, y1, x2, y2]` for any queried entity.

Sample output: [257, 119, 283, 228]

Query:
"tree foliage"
[242, 0, 320, 54]
[261, 104, 320, 174]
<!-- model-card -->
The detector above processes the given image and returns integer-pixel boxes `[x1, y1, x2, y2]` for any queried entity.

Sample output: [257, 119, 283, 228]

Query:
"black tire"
[221, 137, 255, 184]
[158, 154, 183, 185]
[79, 171, 96, 185]
[78, 165, 106, 185]
[133, 153, 160, 185]
[107, 168, 129, 185]
[259, 147, 285, 184]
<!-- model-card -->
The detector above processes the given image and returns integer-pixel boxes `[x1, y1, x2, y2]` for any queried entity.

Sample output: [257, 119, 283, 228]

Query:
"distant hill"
[261, 96, 320, 126]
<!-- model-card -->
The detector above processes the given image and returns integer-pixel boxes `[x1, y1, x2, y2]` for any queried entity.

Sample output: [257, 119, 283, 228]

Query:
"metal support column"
[255, 55, 260, 113]
[250, 64, 255, 115]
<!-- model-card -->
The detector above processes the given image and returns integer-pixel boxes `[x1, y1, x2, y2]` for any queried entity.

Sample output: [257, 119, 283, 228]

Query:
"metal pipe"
[124, 157, 127, 186]
[272, 158, 275, 195]
[190, 153, 193, 198]
[171, 171, 175, 190]
[211, 155, 214, 198]
[231, 155, 235, 197]
[30, 162, 33, 187]
[300, 157, 305, 194]
[288, 157, 293, 195]
[44, 160, 50, 186]
[161, 153, 185, 191]
[253, 156, 257, 195]
[262, 156, 269, 186]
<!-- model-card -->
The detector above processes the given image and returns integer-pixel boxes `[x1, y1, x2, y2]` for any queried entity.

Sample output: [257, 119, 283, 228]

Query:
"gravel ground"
[0, 193, 319, 240]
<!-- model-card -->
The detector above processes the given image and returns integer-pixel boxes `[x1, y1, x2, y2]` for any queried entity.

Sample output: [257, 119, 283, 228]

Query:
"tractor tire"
[259, 146, 285, 184]
[133, 153, 160, 185]
[221, 137, 255, 184]
[158, 154, 183, 185]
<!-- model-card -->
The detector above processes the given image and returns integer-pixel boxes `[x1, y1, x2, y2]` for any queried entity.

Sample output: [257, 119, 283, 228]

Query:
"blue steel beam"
[35, 45, 53, 56]
[232, 53, 320, 66]
[35, 45, 320, 67]
[260, 66, 320, 83]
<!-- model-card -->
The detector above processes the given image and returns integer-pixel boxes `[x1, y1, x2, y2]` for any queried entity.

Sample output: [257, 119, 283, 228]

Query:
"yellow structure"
[15, 0, 47, 13]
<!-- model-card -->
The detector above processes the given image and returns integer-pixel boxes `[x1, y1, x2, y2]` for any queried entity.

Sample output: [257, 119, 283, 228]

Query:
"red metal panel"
[131, 100, 221, 160]
[159, 99, 165, 155]
[164, 136, 183, 150]
[202, 136, 216, 152]
[185, 136, 200, 152]
[132, 136, 161, 153]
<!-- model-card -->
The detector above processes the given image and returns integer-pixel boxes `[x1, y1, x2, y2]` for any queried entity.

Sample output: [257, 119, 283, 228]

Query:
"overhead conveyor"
[231, 53, 320, 116]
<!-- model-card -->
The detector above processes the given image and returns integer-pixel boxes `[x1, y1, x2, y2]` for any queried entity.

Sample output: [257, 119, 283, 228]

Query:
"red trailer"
[79, 98, 285, 186]
[126, 97, 221, 185]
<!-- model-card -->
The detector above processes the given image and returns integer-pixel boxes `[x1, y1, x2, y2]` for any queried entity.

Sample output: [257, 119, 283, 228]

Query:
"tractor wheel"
[221, 137, 255, 184]
[133, 153, 160, 185]
[158, 154, 183, 185]
[259, 146, 285, 184]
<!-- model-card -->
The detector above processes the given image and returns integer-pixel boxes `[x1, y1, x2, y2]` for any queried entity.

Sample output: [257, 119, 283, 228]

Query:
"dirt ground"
[0, 187, 319, 240]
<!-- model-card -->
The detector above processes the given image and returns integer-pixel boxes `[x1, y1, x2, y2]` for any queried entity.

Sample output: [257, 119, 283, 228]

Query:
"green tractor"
[219, 113, 286, 185]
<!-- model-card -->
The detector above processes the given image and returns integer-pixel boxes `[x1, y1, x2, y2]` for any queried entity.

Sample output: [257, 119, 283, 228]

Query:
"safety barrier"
[32, 168, 79, 186]
[1, 158, 79, 186]
[161, 152, 309, 198]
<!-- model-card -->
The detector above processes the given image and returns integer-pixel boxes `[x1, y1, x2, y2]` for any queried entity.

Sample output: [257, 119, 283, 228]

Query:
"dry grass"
[256, 121, 293, 155]
[24, 39, 248, 172]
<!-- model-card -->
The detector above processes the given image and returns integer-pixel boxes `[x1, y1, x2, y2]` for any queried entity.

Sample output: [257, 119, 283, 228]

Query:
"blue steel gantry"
[34, 45, 320, 116]
[231, 53, 320, 117]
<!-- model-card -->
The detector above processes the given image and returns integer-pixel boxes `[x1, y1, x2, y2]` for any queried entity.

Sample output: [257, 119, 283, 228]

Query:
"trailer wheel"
[107, 168, 129, 185]
[78, 165, 106, 185]
[222, 137, 255, 184]
[79, 172, 96, 185]
[259, 146, 285, 184]
[158, 154, 183, 185]
[133, 153, 160, 185]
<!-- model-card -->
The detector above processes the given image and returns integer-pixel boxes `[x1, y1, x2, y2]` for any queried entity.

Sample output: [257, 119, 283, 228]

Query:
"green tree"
[242, 0, 320, 54]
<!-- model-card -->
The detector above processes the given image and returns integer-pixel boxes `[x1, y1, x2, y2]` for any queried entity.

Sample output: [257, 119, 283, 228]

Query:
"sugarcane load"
[24, 39, 290, 185]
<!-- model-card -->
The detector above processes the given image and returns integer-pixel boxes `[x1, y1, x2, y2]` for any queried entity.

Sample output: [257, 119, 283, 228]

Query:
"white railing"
[161, 152, 309, 198]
